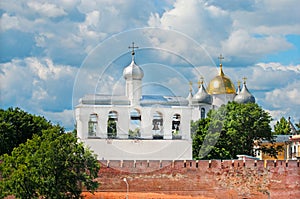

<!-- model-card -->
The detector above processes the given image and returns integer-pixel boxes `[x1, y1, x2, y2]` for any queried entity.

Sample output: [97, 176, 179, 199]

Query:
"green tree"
[0, 127, 100, 199]
[107, 120, 117, 138]
[273, 117, 291, 135]
[0, 107, 53, 155]
[295, 121, 300, 134]
[192, 102, 274, 159]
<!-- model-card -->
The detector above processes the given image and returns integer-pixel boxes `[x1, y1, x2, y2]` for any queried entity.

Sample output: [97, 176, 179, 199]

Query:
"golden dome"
[207, 64, 236, 95]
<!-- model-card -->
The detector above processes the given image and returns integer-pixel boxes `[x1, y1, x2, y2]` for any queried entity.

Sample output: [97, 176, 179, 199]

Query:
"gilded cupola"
[207, 55, 236, 95]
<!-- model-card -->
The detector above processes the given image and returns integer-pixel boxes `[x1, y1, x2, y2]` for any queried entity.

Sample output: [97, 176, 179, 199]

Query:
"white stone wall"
[75, 104, 192, 141]
[125, 79, 142, 106]
[211, 93, 235, 108]
[83, 139, 192, 160]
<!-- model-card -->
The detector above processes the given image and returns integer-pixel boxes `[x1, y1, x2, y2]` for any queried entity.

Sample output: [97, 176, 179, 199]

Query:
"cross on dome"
[189, 81, 193, 92]
[128, 42, 139, 56]
[197, 76, 204, 88]
[237, 80, 241, 87]
[218, 54, 224, 65]
[242, 77, 247, 84]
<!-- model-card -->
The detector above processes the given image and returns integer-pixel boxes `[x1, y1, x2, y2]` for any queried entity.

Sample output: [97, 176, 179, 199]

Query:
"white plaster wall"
[212, 94, 235, 108]
[83, 139, 192, 160]
[126, 79, 142, 105]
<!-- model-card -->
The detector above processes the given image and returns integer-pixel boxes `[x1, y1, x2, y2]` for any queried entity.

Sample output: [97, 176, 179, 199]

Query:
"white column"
[140, 108, 152, 139]
[117, 108, 129, 139]
[163, 112, 173, 139]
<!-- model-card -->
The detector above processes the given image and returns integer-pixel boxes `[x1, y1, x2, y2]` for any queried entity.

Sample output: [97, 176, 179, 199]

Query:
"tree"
[295, 121, 300, 134]
[107, 120, 117, 138]
[273, 117, 291, 135]
[0, 126, 100, 199]
[0, 107, 53, 155]
[192, 102, 274, 159]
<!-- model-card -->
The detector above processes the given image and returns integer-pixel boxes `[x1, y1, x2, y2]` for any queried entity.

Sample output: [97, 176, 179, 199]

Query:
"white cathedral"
[75, 43, 255, 160]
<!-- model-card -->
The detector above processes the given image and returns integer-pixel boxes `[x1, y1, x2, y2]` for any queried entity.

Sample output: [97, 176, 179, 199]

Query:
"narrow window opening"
[152, 112, 163, 139]
[107, 111, 118, 139]
[172, 114, 182, 139]
[88, 113, 98, 137]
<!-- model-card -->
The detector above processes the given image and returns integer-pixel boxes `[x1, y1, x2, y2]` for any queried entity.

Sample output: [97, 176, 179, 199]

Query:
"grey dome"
[192, 84, 212, 105]
[123, 59, 144, 80]
[234, 83, 255, 104]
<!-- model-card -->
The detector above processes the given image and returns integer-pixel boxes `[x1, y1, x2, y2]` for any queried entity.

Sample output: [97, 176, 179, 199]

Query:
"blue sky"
[0, 0, 299, 130]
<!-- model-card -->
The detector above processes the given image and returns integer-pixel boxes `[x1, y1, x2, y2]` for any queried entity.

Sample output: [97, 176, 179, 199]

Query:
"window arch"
[172, 114, 181, 139]
[152, 111, 163, 139]
[129, 109, 141, 139]
[107, 111, 118, 138]
[200, 108, 205, 119]
[88, 113, 98, 137]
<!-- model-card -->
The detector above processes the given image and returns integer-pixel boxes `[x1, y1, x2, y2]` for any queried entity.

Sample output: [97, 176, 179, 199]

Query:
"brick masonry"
[95, 160, 300, 199]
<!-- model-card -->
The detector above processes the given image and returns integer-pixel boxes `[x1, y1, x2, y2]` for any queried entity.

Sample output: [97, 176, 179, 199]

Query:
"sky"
[0, 0, 299, 131]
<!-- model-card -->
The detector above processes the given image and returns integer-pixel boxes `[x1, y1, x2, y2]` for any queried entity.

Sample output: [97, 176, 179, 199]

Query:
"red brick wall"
[96, 160, 300, 199]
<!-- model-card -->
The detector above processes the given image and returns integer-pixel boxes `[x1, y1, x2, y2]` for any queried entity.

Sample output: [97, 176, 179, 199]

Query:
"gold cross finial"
[197, 77, 204, 88]
[242, 77, 247, 84]
[237, 80, 241, 87]
[218, 54, 224, 66]
[128, 42, 139, 56]
[189, 81, 193, 92]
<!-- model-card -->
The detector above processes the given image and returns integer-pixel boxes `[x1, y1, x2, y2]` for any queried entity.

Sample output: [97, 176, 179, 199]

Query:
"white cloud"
[0, 13, 19, 31]
[1, 0, 300, 129]
[148, 0, 231, 47]
[27, 1, 67, 18]
[221, 30, 292, 57]
[0, 57, 77, 129]
[265, 81, 300, 108]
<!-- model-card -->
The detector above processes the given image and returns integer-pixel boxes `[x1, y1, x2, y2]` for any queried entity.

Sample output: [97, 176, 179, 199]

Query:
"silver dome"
[123, 58, 144, 80]
[234, 82, 255, 104]
[192, 84, 212, 105]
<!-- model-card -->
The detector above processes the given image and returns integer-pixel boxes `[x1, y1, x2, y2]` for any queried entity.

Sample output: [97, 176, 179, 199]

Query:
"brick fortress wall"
[95, 160, 300, 199]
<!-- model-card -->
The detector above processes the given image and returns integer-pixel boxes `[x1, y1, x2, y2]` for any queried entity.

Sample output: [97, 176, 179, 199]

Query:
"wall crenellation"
[100, 159, 300, 171]
[96, 159, 300, 198]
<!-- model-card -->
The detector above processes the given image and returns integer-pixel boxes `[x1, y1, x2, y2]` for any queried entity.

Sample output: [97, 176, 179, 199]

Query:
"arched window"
[107, 111, 118, 139]
[172, 114, 181, 139]
[88, 113, 98, 137]
[129, 109, 141, 139]
[152, 112, 163, 139]
[200, 108, 205, 119]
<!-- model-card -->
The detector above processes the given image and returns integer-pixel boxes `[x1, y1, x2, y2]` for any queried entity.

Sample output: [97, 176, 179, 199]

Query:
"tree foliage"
[295, 121, 300, 134]
[0, 126, 100, 199]
[273, 117, 291, 135]
[192, 102, 274, 159]
[0, 107, 53, 155]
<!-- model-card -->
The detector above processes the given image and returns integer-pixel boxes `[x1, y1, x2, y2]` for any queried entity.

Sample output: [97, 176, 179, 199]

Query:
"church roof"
[207, 55, 236, 95]
[140, 95, 189, 107]
[79, 94, 130, 105]
[78, 94, 189, 107]
[123, 42, 144, 80]
[123, 59, 144, 80]
[234, 79, 255, 104]
[192, 80, 212, 105]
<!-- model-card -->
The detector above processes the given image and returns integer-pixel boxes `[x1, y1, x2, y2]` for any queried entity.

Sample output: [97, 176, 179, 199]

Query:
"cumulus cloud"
[27, 1, 67, 18]
[1, 0, 299, 129]
[0, 57, 77, 129]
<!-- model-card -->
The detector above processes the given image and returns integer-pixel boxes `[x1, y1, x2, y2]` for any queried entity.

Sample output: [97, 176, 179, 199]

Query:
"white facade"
[75, 49, 255, 160]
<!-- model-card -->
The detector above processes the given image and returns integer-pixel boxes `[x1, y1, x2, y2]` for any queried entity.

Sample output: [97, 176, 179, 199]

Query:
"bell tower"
[123, 42, 144, 106]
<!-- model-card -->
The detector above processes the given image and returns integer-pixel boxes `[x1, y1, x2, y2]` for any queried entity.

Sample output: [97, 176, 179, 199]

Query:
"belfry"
[75, 44, 255, 160]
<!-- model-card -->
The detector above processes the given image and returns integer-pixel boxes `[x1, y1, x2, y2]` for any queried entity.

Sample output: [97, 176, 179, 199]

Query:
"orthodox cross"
[242, 77, 247, 84]
[189, 81, 193, 92]
[237, 80, 241, 88]
[198, 76, 204, 88]
[218, 54, 224, 65]
[128, 42, 139, 55]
